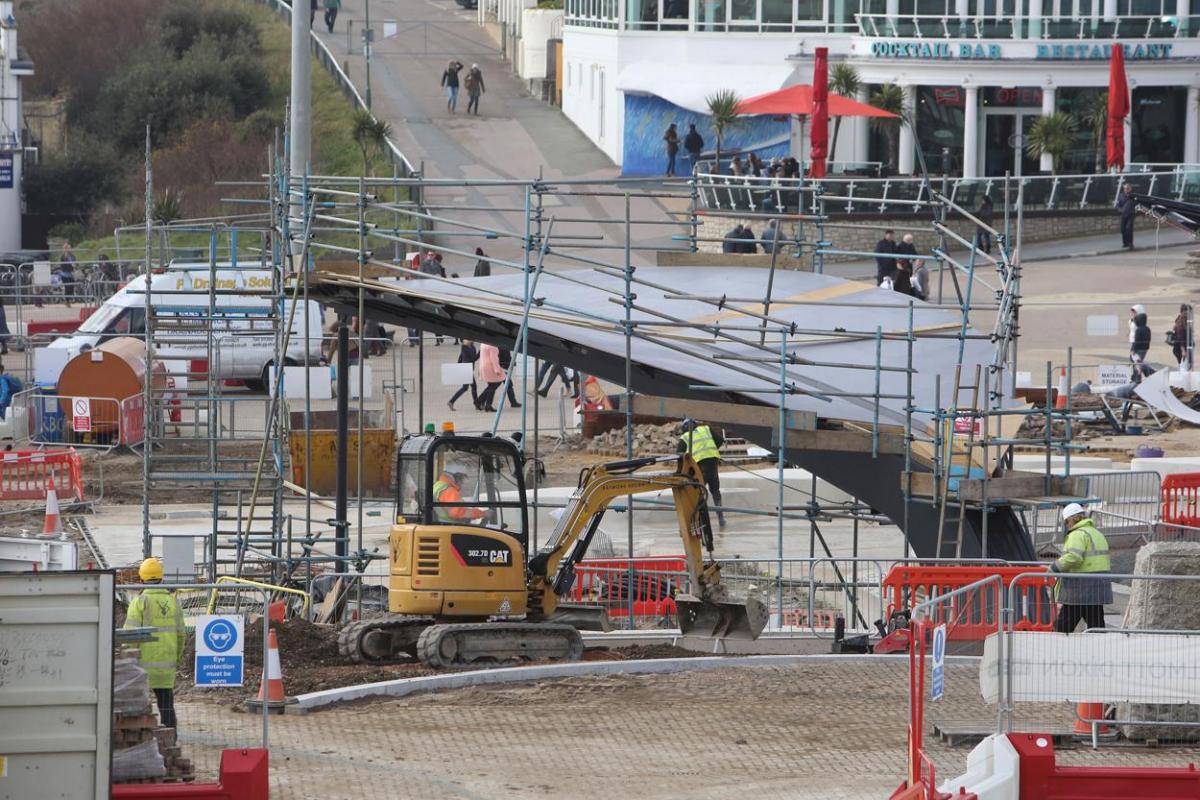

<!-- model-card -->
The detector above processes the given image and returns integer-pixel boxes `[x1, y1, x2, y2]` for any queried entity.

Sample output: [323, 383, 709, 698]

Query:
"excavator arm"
[527, 454, 767, 640]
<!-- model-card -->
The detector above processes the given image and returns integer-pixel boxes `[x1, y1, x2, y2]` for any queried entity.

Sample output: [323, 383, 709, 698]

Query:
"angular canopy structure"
[309, 265, 1033, 561]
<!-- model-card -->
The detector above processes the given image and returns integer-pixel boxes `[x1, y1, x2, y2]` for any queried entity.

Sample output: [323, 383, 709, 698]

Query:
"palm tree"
[705, 89, 742, 173]
[829, 64, 862, 168]
[1074, 91, 1109, 173]
[350, 109, 393, 177]
[1025, 112, 1077, 173]
[869, 83, 908, 172]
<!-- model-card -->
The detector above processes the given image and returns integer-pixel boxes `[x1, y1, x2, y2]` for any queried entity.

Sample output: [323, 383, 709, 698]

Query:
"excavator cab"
[388, 430, 531, 619]
[395, 430, 528, 547]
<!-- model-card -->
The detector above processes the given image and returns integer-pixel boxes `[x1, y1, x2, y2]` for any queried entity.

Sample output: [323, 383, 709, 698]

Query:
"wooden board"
[315, 577, 344, 625]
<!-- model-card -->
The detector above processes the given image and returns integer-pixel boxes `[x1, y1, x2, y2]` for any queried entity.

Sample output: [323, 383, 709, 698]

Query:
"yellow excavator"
[338, 428, 767, 667]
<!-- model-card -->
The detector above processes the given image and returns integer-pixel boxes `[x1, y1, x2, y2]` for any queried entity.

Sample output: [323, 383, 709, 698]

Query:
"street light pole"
[289, 0, 312, 215]
[363, 0, 373, 109]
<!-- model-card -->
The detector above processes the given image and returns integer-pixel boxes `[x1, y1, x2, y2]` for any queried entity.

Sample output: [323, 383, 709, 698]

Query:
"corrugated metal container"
[0, 571, 113, 799]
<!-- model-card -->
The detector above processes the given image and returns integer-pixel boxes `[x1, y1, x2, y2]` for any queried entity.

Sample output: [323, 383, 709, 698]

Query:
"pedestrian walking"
[663, 123, 680, 177]
[310, 0, 318, 26]
[475, 343, 505, 412]
[911, 260, 931, 301]
[873, 229, 898, 285]
[473, 247, 491, 277]
[497, 349, 520, 408]
[975, 195, 994, 254]
[1130, 306, 1151, 375]
[123, 558, 187, 728]
[1116, 183, 1136, 249]
[1171, 304, 1193, 367]
[722, 224, 745, 254]
[58, 242, 77, 306]
[441, 60, 464, 113]
[464, 64, 485, 115]
[1051, 503, 1112, 633]
[677, 418, 726, 528]
[683, 123, 704, 173]
[323, 0, 341, 32]
[892, 261, 915, 296]
[448, 340, 479, 411]
[894, 233, 918, 277]
[536, 361, 576, 398]
[738, 224, 758, 254]
[0, 365, 20, 420]
[761, 218, 779, 254]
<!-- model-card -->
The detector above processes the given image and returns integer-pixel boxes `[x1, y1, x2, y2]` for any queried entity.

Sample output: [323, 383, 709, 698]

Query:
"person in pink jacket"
[476, 343, 505, 411]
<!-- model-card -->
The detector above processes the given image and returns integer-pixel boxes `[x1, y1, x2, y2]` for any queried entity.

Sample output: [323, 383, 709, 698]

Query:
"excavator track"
[337, 616, 434, 664]
[416, 623, 584, 669]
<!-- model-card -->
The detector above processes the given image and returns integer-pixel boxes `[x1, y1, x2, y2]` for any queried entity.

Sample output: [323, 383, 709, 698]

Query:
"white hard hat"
[1061, 502, 1086, 521]
[444, 461, 471, 477]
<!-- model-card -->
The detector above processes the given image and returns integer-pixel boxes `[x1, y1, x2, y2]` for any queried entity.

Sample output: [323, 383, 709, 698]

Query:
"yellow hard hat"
[138, 557, 164, 582]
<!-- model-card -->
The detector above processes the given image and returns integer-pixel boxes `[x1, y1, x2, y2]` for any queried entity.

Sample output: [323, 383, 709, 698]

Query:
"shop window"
[1132, 86, 1185, 164]
[763, 0, 792, 25]
[917, 86, 964, 176]
[729, 0, 756, 23]
[795, 0, 822, 19]
[695, 0, 726, 29]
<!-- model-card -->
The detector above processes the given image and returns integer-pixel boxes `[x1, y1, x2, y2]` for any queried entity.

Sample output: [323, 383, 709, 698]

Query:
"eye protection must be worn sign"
[195, 614, 244, 687]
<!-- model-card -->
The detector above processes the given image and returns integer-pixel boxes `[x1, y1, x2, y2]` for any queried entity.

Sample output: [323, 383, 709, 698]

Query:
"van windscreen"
[77, 303, 123, 333]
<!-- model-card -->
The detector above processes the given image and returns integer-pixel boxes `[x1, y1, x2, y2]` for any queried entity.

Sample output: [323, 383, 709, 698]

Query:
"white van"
[47, 264, 326, 391]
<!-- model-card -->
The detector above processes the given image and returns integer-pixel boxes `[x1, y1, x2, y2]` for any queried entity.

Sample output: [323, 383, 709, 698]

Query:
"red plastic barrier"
[1010, 733, 1200, 798]
[1161, 472, 1200, 527]
[0, 448, 84, 502]
[113, 748, 268, 800]
[567, 557, 686, 617]
[881, 564, 1054, 641]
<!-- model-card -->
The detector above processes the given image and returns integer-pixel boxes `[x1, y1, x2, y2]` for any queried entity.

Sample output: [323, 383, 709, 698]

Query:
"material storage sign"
[195, 614, 244, 687]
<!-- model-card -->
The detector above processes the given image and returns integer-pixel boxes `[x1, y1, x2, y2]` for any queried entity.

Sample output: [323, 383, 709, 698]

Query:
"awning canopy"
[737, 84, 897, 119]
[615, 62, 795, 114]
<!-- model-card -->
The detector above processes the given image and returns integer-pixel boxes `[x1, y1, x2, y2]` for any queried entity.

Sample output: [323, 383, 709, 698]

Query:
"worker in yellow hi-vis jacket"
[124, 557, 186, 728]
[1051, 503, 1112, 633]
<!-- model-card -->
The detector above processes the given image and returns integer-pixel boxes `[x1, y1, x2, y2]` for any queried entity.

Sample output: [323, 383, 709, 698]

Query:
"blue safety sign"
[930, 624, 947, 701]
[195, 614, 244, 687]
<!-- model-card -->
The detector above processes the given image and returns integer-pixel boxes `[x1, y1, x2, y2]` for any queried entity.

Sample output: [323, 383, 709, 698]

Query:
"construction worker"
[433, 462, 488, 523]
[677, 418, 726, 528]
[123, 558, 186, 728]
[1051, 503, 1112, 633]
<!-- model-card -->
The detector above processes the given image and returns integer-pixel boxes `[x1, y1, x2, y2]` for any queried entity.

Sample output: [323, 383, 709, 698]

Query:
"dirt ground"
[173, 659, 1200, 800]
[174, 617, 711, 698]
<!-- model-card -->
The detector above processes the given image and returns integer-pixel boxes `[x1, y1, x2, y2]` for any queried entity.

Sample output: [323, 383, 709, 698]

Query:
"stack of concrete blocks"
[111, 650, 194, 783]
[1117, 541, 1200, 741]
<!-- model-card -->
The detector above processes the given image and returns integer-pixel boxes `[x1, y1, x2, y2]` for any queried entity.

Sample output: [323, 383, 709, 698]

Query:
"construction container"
[288, 409, 395, 497]
[55, 337, 167, 439]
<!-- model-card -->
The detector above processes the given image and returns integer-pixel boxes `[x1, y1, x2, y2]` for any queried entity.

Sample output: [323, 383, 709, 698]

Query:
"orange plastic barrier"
[1161, 472, 1200, 527]
[0, 449, 84, 503]
[568, 557, 686, 617]
[881, 564, 1054, 641]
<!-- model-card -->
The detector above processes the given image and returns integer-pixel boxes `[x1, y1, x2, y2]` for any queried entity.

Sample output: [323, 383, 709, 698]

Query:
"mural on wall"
[621, 93, 790, 177]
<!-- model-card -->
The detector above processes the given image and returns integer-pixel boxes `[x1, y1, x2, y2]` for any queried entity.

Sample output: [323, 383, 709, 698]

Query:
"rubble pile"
[586, 423, 682, 457]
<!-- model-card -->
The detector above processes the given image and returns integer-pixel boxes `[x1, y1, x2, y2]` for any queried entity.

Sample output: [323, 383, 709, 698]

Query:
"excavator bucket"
[675, 593, 768, 640]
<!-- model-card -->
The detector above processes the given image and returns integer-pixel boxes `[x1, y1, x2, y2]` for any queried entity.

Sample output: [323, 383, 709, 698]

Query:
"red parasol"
[809, 47, 829, 179]
[736, 85, 896, 119]
[1107, 44, 1129, 171]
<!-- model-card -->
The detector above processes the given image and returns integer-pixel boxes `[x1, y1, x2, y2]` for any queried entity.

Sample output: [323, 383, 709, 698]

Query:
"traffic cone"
[1054, 367, 1069, 409]
[42, 480, 62, 537]
[246, 629, 290, 712]
[1073, 702, 1113, 736]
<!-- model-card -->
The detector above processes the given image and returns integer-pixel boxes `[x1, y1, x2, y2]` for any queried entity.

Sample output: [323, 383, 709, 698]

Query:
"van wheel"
[250, 358, 297, 394]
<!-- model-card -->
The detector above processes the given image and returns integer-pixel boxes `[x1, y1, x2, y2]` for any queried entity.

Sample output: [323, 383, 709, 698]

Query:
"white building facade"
[561, 0, 1200, 177]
